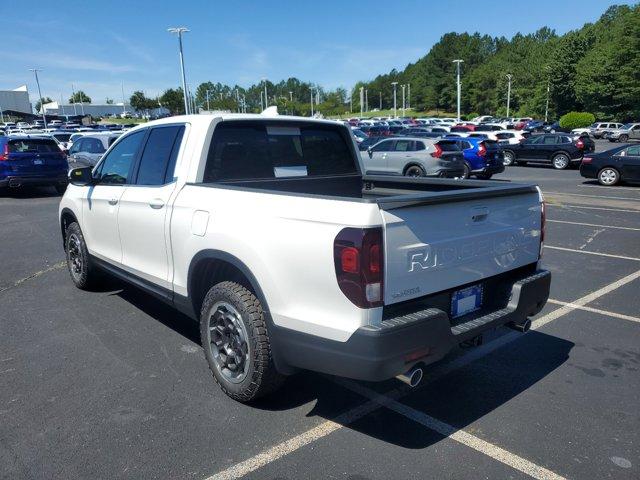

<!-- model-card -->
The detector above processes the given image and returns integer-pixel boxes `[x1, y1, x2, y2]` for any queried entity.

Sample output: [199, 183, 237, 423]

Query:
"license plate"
[33, 159, 43, 165]
[451, 284, 483, 318]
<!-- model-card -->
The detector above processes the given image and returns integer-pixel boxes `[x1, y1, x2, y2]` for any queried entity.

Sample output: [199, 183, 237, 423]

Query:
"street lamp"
[206, 90, 212, 111]
[29, 68, 47, 128]
[401, 84, 406, 117]
[359, 86, 364, 118]
[391, 82, 398, 118]
[544, 67, 551, 123]
[505, 74, 513, 118]
[452, 59, 464, 122]
[262, 78, 268, 110]
[364, 88, 368, 113]
[167, 26, 190, 115]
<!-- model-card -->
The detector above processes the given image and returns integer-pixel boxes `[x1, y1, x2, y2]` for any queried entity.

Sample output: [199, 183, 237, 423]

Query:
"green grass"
[98, 117, 147, 125]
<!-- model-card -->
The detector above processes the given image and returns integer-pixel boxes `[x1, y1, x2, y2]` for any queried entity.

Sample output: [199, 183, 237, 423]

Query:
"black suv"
[502, 134, 595, 169]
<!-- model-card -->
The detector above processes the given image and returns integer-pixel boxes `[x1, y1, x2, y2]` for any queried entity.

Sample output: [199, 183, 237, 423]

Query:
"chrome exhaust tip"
[396, 365, 424, 388]
[509, 319, 532, 333]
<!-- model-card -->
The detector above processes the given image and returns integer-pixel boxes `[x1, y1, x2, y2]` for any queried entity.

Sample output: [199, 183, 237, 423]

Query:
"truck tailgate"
[380, 188, 542, 305]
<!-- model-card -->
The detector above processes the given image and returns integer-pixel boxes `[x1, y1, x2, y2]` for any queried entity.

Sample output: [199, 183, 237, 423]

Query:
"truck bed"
[202, 174, 538, 210]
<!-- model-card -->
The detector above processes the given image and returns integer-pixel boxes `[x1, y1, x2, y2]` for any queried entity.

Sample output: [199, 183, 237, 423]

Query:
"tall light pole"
[310, 87, 314, 117]
[167, 27, 190, 115]
[506, 74, 513, 118]
[29, 68, 47, 128]
[59, 93, 65, 117]
[452, 59, 463, 122]
[407, 83, 411, 110]
[364, 88, 368, 113]
[401, 84, 406, 117]
[391, 82, 398, 118]
[262, 78, 268, 109]
[379, 91, 382, 110]
[71, 84, 77, 115]
[544, 67, 551, 123]
[121, 82, 126, 115]
[206, 90, 211, 111]
[289, 91, 293, 102]
[359, 86, 364, 118]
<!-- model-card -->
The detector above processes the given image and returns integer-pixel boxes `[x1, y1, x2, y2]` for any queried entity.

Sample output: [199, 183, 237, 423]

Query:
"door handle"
[108, 198, 118, 206]
[149, 199, 165, 209]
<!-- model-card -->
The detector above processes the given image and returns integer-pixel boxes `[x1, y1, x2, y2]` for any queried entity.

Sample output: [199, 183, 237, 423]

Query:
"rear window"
[8, 139, 59, 153]
[203, 122, 357, 182]
[436, 141, 460, 152]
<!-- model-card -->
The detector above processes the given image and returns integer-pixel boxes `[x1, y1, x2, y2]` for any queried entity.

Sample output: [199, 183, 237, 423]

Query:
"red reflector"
[478, 142, 487, 157]
[340, 247, 359, 273]
[582, 157, 592, 164]
[576, 139, 584, 149]
[369, 244, 380, 273]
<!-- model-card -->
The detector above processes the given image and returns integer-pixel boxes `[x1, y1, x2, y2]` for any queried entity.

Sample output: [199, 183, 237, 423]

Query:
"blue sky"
[2, 0, 635, 106]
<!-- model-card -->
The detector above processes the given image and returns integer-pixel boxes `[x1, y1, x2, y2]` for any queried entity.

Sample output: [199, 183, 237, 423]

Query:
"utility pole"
[167, 27, 190, 115]
[401, 84, 406, 117]
[310, 88, 314, 117]
[407, 83, 411, 110]
[206, 90, 211, 111]
[359, 86, 364, 118]
[364, 88, 368, 113]
[29, 69, 47, 128]
[391, 82, 398, 118]
[379, 91, 382, 110]
[506, 74, 513, 118]
[71, 84, 77, 115]
[263, 78, 268, 109]
[121, 82, 126, 115]
[453, 59, 463, 122]
[349, 90, 352, 114]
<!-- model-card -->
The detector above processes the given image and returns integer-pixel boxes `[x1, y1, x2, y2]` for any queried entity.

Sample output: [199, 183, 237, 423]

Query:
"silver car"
[67, 133, 121, 167]
[364, 137, 465, 178]
[608, 123, 640, 143]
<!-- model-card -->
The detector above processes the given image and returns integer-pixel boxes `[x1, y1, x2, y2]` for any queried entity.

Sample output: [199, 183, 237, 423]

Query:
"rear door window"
[543, 136, 558, 144]
[394, 140, 413, 152]
[134, 125, 185, 185]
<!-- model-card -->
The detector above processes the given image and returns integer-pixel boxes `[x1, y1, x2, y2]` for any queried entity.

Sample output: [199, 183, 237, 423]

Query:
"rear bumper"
[0, 174, 68, 188]
[272, 269, 551, 381]
[473, 164, 505, 175]
[579, 163, 598, 179]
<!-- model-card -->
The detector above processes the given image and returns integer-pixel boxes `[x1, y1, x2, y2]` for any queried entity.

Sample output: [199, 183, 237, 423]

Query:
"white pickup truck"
[59, 114, 550, 402]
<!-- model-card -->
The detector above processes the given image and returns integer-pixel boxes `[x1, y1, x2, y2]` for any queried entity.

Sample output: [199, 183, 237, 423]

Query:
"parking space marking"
[547, 299, 640, 324]
[534, 269, 640, 329]
[544, 191, 640, 202]
[335, 379, 567, 480]
[544, 245, 640, 262]
[546, 220, 640, 232]
[547, 204, 640, 214]
[0, 261, 65, 294]
[580, 184, 640, 192]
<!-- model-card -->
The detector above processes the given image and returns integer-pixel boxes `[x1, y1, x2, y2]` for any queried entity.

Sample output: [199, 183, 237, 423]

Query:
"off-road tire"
[65, 222, 100, 290]
[200, 281, 285, 402]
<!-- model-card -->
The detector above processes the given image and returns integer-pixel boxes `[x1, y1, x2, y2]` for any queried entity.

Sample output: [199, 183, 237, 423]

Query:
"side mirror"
[620, 150, 626, 157]
[367, 147, 373, 158]
[68, 166, 94, 186]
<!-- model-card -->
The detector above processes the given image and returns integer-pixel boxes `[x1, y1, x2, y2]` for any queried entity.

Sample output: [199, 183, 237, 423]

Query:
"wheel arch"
[187, 250, 268, 320]
[402, 162, 425, 175]
[550, 150, 571, 160]
[60, 207, 79, 250]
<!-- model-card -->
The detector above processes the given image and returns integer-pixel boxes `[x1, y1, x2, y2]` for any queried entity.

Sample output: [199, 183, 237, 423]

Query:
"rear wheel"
[462, 163, 471, 179]
[502, 151, 515, 166]
[552, 153, 570, 170]
[619, 134, 629, 142]
[404, 165, 425, 177]
[598, 167, 620, 186]
[200, 281, 285, 402]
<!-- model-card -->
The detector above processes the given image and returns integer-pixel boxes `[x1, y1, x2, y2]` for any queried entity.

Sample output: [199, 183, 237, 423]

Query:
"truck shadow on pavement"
[114, 281, 573, 450]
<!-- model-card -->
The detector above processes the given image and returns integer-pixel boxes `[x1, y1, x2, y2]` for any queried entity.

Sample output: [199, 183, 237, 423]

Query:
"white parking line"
[205, 270, 640, 480]
[580, 183, 640, 192]
[547, 299, 640, 324]
[544, 191, 640, 202]
[0, 261, 66, 294]
[335, 379, 567, 480]
[544, 245, 640, 262]
[546, 204, 640, 214]
[546, 220, 640, 232]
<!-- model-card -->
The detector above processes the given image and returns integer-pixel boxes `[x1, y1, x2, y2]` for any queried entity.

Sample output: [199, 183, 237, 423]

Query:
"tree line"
[132, 3, 638, 121]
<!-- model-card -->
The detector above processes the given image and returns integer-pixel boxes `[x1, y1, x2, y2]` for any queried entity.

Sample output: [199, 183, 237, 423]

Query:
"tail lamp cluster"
[334, 227, 384, 308]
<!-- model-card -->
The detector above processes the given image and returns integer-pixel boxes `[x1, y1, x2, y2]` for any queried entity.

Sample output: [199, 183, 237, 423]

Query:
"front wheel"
[404, 165, 425, 177]
[552, 153, 570, 170]
[65, 222, 100, 290]
[200, 281, 285, 402]
[598, 167, 620, 186]
[503, 151, 515, 166]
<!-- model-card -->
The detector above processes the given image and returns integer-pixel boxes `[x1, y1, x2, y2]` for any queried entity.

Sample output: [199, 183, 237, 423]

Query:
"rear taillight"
[582, 157, 592, 164]
[431, 144, 443, 158]
[334, 227, 383, 308]
[576, 139, 584, 149]
[0, 144, 8, 161]
[537, 187, 546, 259]
[478, 142, 487, 157]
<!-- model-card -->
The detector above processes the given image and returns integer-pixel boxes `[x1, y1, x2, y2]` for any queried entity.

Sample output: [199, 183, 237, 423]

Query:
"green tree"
[159, 88, 185, 115]
[105, 98, 114, 104]
[69, 91, 91, 103]
[129, 91, 157, 112]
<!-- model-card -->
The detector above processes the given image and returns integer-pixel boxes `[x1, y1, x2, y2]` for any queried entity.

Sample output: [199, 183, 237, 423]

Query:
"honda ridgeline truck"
[59, 113, 550, 402]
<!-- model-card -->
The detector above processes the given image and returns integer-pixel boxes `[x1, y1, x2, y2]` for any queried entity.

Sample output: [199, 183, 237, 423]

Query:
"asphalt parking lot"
[1, 139, 639, 480]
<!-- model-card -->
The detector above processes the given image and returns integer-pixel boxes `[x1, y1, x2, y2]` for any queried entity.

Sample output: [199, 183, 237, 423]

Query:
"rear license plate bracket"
[451, 284, 483, 318]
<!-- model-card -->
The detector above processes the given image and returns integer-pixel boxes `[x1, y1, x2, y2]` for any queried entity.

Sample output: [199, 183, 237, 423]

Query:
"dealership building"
[41, 101, 133, 117]
[0, 85, 32, 115]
